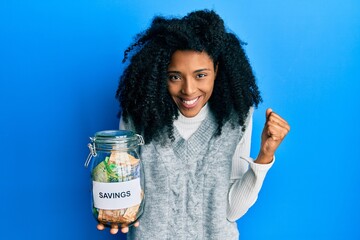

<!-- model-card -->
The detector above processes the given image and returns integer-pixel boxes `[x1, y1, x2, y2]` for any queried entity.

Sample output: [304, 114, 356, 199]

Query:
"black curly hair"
[116, 9, 262, 144]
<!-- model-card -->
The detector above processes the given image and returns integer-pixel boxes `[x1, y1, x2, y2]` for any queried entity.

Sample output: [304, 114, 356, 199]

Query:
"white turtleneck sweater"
[120, 104, 274, 221]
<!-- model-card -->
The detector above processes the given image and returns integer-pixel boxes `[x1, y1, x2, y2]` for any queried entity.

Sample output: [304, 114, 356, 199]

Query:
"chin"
[180, 109, 200, 118]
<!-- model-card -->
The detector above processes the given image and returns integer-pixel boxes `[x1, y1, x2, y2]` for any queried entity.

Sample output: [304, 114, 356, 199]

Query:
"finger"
[269, 115, 289, 129]
[121, 226, 129, 234]
[267, 112, 290, 131]
[266, 114, 289, 130]
[266, 109, 284, 122]
[266, 108, 289, 128]
[97, 223, 105, 231]
[266, 123, 289, 140]
[110, 224, 119, 234]
[120, 221, 139, 233]
[266, 108, 273, 120]
[267, 126, 281, 141]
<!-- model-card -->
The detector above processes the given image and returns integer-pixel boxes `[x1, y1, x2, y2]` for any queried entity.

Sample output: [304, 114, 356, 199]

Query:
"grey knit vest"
[127, 112, 245, 240]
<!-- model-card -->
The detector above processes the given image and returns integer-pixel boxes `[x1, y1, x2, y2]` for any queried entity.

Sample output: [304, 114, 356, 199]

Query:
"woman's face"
[167, 50, 217, 118]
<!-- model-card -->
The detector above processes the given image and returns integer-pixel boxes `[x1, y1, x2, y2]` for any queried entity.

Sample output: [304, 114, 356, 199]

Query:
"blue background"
[1, 0, 359, 239]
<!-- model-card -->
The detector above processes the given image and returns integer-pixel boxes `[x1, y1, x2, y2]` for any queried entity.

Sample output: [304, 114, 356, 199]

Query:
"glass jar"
[85, 130, 145, 227]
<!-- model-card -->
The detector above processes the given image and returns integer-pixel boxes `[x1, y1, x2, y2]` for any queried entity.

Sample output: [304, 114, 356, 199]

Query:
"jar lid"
[85, 130, 144, 167]
[95, 130, 135, 140]
[92, 130, 144, 146]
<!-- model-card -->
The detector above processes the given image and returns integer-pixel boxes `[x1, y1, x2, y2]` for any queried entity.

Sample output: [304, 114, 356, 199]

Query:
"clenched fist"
[255, 108, 290, 164]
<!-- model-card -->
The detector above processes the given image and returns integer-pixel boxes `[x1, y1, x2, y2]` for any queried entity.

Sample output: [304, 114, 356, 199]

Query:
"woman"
[99, 9, 290, 239]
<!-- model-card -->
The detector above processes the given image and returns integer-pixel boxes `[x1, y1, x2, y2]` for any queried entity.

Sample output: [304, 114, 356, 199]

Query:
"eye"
[196, 73, 207, 79]
[168, 74, 181, 81]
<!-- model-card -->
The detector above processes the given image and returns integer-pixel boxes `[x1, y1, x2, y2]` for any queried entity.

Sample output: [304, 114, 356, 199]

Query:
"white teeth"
[182, 98, 198, 105]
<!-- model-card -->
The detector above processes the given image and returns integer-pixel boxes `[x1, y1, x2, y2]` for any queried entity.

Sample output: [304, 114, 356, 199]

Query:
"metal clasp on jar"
[84, 138, 97, 168]
[136, 134, 144, 146]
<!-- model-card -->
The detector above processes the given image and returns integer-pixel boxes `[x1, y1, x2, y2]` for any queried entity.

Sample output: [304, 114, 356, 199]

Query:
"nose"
[181, 78, 196, 95]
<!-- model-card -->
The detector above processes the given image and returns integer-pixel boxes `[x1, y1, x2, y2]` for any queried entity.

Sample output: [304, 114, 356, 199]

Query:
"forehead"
[168, 50, 214, 71]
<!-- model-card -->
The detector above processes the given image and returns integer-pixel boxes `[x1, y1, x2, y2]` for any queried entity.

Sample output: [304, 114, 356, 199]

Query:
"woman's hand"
[96, 221, 140, 234]
[255, 108, 290, 164]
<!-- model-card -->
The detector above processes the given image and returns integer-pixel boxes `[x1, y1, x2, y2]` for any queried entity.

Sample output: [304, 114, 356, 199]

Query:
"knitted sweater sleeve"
[227, 108, 275, 222]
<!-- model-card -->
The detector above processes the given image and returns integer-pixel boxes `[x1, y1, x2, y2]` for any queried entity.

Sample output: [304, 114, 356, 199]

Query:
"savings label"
[93, 178, 141, 209]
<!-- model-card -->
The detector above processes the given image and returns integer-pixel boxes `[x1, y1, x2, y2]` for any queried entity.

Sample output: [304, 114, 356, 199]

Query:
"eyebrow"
[167, 68, 211, 74]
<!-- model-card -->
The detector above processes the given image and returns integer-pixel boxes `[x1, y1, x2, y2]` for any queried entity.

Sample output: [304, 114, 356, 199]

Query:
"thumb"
[266, 108, 273, 120]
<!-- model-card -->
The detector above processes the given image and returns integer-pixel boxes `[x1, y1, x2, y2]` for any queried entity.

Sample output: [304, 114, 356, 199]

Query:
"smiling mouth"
[180, 97, 200, 108]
